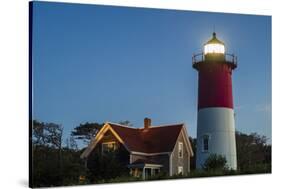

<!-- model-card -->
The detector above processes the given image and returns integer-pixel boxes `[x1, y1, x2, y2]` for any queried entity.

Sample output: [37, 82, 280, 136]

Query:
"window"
[178, 166, 183, 175]
[202, 135, 209, 152]
[178, 142, 183, 158]
[102, 142, 116, 154]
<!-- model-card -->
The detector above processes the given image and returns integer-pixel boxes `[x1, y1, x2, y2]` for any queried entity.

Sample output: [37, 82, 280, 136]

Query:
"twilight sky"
[32, 1, 271, 145]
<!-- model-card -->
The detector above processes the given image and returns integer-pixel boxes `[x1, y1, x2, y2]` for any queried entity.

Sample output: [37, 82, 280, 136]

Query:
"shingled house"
[80, 118, 193, 179]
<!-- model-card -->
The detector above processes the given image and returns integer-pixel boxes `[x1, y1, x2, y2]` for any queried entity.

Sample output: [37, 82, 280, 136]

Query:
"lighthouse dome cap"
[205, 32, 224, 45]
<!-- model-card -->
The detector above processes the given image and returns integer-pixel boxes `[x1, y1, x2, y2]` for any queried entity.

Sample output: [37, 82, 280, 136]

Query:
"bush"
[95, 175, 142, 184]
[203, 154, 228, 171]
[238, 163, 271, 174]
[86, 150, 129, 183]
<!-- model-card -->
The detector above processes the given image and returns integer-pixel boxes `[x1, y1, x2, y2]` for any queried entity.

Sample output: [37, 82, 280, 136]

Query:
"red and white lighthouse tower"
[192, 32, 237, 170]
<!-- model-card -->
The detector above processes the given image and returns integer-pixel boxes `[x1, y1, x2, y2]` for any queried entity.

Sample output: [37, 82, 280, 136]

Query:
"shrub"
[203, 154, 228, 171]
[86, 150, 129, 182]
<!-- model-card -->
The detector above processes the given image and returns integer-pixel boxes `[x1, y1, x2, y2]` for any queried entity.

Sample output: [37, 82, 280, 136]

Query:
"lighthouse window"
[202, 135, 209, 152]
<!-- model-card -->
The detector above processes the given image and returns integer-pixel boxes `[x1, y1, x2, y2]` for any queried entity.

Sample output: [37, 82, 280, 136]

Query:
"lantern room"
[192, 32, 237, 70]
[204, 32, 225, 61]
[204, 32, 225, 55]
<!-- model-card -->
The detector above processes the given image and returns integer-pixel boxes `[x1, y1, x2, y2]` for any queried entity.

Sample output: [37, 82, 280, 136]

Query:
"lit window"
[204, 43, 225, 55]
[202, 135, 209, 152]
[178, 142, 183, 158]
[178, 166, 183, 175]
[102, 142, 116, 154]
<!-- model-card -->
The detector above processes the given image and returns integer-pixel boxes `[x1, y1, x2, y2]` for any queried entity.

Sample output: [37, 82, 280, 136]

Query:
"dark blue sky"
[32, 2, 271, 145]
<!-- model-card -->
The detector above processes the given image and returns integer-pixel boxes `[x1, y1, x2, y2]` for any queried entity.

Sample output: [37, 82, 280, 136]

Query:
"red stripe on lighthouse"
[197, 61, 234, 109]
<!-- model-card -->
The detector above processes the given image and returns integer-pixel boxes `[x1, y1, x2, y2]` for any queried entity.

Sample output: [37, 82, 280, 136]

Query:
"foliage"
[32, 120, 45, 145]
[86, 150, 129, 182]
[32, 120, 63, 149]
[32, 120, 85, 187]
[189, 137, 197, 170]
[203, 154, 228, 171]
[60, 148, 86, 186]
[65, 136, 78, 151]
[32, 145, 62, 187]
[146, 171, 169, 180]
[94, 175, 142, 184]
[118, 120, 133, 127]
[236, 131, 271, 172]
[71, 122, 103, 145]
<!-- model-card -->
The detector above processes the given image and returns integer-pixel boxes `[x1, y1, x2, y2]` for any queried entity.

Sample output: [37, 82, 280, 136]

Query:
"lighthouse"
[192, 32, 237, 170]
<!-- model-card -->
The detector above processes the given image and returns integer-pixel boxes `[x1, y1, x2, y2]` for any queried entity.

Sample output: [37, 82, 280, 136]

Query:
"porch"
[128, 161, 163, 180]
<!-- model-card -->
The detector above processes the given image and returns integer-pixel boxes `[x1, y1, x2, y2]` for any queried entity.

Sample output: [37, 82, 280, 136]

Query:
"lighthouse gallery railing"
[192, 53, 238, 67]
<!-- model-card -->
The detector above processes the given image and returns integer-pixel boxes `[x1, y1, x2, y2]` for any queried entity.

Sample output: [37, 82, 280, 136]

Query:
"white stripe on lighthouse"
[196, 107, 237, 170]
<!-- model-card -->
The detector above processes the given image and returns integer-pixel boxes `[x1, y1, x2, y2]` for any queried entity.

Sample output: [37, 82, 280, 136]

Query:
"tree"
[203, 154, 228, 171]
[118, 120, 133, 127]
[32, 120, 45, 145]
[60, 148, 86, 185]
[44, 122, 63, 149]
[87, 149, 129, 182]
[71, 122, 103, 145]
[65, 136, 78, 151]
[236, 131, 271, 172]
[32, 120, 64, 187]
[189, 137, 197, 170]
[69, 136, 78, 151]
[32, 120, 86, 187]
[32, 120, 63, 149]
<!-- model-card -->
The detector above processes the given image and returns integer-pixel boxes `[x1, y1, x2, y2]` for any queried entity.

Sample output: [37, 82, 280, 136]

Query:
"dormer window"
[102, 142, 116, 154]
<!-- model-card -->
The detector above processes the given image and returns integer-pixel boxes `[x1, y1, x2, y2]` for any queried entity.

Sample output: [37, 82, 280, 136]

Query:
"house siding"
[171, 130, 190, 175]
[149, 154, 170, 174]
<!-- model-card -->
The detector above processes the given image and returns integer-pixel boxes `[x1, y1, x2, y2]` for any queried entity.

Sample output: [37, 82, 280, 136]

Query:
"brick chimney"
[144, 118, 151, 129]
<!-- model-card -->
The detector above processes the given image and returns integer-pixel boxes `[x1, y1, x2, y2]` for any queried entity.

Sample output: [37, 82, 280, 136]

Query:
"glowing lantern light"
[203, 32, 225, 55]
[204, 43, 225, 54]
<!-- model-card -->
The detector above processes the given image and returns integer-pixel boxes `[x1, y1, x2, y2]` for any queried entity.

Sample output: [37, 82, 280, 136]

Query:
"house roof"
[81, 122, 194, 158]
[109, 123, 183, 153]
